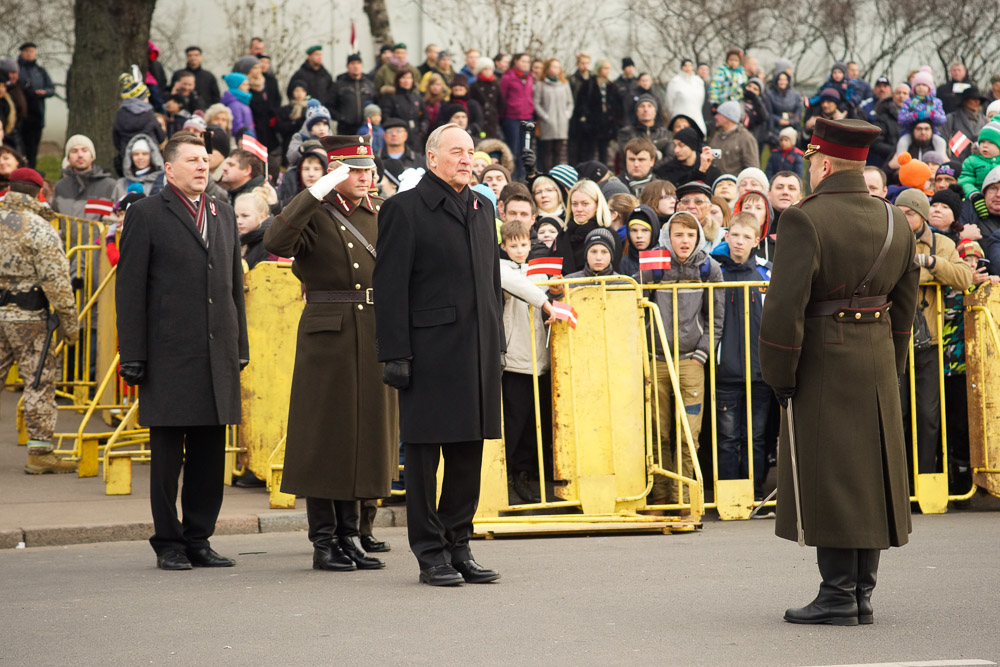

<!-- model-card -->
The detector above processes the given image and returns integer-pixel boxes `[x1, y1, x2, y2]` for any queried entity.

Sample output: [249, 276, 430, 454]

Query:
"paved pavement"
[2, 516, 998, 666]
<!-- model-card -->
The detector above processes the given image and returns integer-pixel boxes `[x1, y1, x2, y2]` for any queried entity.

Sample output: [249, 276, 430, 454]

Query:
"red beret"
[9, 167, 45, 188]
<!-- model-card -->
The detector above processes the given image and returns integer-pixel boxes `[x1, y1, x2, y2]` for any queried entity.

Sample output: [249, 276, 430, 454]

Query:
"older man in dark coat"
[374, 123, 504, 586]
[117, 133, 249, 571]
[759, 118, 919, 626]
[264, 134, 398, 572]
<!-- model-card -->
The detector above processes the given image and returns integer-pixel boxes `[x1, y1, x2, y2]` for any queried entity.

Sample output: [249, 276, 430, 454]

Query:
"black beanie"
[674, 126, 702, 152]
[930, 184, 964, 222]
[584, 227, 617, 255]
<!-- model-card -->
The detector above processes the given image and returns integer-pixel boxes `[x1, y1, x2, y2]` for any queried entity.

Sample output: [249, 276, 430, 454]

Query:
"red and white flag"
[241, 134, 268, 162]
[550, 300, 578, 328]
[84, 198, 114, 217]
[526, 256, 564, 277]
[350, 20, 357, 54]
[639, 249, 671, 270]
[949, 131, 971, 156]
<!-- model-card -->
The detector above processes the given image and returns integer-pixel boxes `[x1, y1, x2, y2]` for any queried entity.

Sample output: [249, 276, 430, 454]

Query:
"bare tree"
[0, 0, 75, 73]
[66, 0, 156, 172]
[218, 0, 313, 87]
[149, 0, 192, 75]
[932, 0, 1000, 83]
[364, 0, 394, 49]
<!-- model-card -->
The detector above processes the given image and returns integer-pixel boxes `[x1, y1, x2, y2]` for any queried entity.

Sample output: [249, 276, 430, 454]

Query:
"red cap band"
[328, 145, 373, 159]
[813, 135, 869, 161]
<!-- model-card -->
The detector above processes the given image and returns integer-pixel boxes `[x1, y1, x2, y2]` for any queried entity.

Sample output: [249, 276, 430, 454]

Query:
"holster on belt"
[0, 285, 49, 311]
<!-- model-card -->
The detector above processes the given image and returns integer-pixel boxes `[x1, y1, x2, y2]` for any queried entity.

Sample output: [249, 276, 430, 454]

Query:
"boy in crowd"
[498, 220, 556, 504]
[619, 204, 660, 276]
[959, 121, 1000, 219]
[640, 211, 724, 509]
[710, 212, 772, 499]
[712, 174, 738, 211]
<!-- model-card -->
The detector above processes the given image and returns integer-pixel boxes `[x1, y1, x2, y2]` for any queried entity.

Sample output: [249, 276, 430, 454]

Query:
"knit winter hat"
[911, 67, 935, 91]
[674, 126, 702, 151]
[119, 71, 148, 100]
[930, 184, 964, 221]
[819, 87, 842, 103]
[304, 103, 332, 130]
[977, 121, 1000, 148]
[363, 103, 382, 118]
[0, 58, 17, 75]
[64, 134, 96, 161]
[897, 152, 932, 191]
[716, 100, 742, 124]
[779, 126, 798, 143]
[549, 164, 579, 192]
[831, 61, 847, 76]
[473, 56, 494, 75]
[183, 115, 208, 132]
[599, 177, 631, 198]
[922, 151, 946, 166]
[987, 100, 1000, 120]
[576, 161, 608, 182]
[737, 167, 769, 193]
[746, 76, 764, 91]
[957, 239, 985, 260]
[982, 165, 1000, 192]
[222, 72, 248, 90]
[584, 226, 617, 256]
[480, 163, 511, 185]
[472, 183, 497, 214]
[773, 58, 793, 75]
[130, 138, 151, 154]
[895, 187, 930, 220]
[451, 74, 469, 88]
[712, 174, 737, 191]
[536, 216, 561, 234]
[233, 56, 260, 75]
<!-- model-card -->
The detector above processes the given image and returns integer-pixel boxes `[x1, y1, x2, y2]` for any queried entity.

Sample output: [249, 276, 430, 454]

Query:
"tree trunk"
[67, 0, 156, 173]
[363, 0, 393, 49]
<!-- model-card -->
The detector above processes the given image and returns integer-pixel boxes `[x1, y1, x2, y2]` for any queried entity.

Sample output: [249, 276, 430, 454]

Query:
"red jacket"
[499, 69, 534, 120]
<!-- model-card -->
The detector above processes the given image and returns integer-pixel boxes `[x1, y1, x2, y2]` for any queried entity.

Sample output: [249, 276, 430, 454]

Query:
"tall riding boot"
[784, 547, 859, 626]
[856, 549, 880, 625]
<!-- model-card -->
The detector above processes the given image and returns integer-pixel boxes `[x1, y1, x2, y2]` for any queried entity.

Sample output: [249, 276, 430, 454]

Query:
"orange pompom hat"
[897, 152, 932, 194]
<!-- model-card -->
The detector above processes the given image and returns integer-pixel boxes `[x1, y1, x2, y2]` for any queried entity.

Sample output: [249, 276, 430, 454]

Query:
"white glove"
[308, 163, 351, 201]
[397, 167, 425, 193]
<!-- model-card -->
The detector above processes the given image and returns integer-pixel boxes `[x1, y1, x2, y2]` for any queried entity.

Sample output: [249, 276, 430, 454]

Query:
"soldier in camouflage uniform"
[0, 168, 79, 473]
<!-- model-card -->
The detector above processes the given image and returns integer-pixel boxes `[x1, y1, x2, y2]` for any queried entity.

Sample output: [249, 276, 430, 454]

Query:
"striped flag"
[526, 256, 564, 277]
[84, 198, 114, 217]
[948, 131, 971, 156]
[639, 249, 671, 270]
[550, 300, 578, 328]
[241, 134, 268, 162]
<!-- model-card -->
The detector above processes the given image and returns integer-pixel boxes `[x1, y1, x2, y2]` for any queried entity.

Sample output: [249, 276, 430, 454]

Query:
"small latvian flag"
[639, 249, 671, 270]
[84, 198, 114, 217]
[241, 134, 269, 162]
[526, 256, 564, 277]
[948, 131, 971, 156]
[550, 300, 578, 328]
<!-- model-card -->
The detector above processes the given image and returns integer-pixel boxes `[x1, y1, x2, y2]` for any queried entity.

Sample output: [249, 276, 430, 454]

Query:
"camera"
[520, 120, 536, 152]
[710, 148, 722, 159]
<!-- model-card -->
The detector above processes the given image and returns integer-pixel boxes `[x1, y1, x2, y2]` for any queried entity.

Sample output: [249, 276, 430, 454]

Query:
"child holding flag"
[640, 211, 724, 510]
[498, 220, 557, 503]
[618, 204, 661, 276]
[710, 211, 773, 499]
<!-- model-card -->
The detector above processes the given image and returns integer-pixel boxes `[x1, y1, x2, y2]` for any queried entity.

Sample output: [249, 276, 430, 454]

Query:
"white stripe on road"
[808, 661, 996, 667]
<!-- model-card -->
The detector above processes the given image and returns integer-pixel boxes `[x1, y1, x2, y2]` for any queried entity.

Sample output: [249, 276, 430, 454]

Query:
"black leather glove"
[383, 359, 411, 389]
[773, 386, 795, 408]
[521, 148, 537, 178]
[239, 358, 249, 371]
[119, 361, 146, 386]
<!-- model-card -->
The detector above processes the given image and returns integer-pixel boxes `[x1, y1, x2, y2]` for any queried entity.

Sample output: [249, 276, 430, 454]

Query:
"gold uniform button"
[838, 312, 844, 318]
[355, 284, 361, 290]
[357, 304, 364, 310]
[855, 313, 862, 320]
[341, 225, 347, 231]
[874, 312, 881, 319]
[348, 242, 354, 248]
[353, 262, 359, 269]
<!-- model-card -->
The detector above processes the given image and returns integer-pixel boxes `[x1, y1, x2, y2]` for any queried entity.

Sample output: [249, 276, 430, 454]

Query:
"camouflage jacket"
[2, 190, 58, 222]
[0, 198, 77, 328]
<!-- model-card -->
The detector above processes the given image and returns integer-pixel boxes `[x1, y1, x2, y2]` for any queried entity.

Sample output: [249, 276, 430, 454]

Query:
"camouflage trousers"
[0, 319, 58, 449]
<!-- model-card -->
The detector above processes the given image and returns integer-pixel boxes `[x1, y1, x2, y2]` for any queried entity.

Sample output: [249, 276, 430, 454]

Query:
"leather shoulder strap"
[321, 200, 376, 258]
[851, 200, 894, 306]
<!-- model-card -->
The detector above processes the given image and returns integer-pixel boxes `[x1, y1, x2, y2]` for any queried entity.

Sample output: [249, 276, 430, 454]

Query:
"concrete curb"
[4, 506, 408, 550]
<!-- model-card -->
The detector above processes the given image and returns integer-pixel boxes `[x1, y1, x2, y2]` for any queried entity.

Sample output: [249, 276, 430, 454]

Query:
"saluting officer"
[0, 168, 78, 474]
[264, 134, 398, 572]
[759, 118, 920, 626]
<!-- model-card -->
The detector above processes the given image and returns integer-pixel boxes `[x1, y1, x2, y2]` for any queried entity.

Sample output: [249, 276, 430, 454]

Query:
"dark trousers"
[538, 139, 567, 173]
[405, 441, 483, 570]
[21, 121, 43, 168]
[900, 345, 941, 476]
[148, 425, 226, 555]
[501, 117, 530, 178]
[944, 374, 971, 492]
[716, 381, 772, 498]
[306, 497, 360, 544]
[360, 498, 378, 536]
[501, 372, 552, 478]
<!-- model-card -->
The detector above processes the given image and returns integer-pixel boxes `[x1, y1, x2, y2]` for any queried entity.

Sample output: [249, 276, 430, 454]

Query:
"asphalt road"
[2, 513, 998, 666]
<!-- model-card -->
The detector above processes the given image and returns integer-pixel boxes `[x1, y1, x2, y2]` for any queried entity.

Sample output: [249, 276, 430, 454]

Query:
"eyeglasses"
[679, 197, 708, 205]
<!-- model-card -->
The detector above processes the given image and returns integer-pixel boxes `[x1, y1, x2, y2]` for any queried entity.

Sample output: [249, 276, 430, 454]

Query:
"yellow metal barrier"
[963, 286, 1000, 499]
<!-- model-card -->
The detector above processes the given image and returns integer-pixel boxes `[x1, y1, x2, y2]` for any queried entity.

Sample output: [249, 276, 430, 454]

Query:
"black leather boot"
[784, 547, 859, 626]
[856, 549, 880, 625]
[340, 534, 386, 569]
[313, 538, 356, 571]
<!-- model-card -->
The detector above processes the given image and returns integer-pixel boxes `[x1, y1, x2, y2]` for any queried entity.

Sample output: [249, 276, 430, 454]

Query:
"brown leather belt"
[805, 295, 890, 321]
[306, 289, 374, 305]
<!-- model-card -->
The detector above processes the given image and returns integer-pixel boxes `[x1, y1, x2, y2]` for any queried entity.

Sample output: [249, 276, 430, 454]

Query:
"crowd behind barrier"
[2, 35, 999, 515]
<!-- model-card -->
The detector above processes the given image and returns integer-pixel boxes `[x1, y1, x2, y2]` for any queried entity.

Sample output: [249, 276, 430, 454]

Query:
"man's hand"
[521, 148, 537, 177]
[773, 386, 795, 408]
[308, 164, 351, 201]
[383, 359, 411, 389]
[698, 146, 714, 171]
[119, 361, 146, 386]
[960, 223, 982, 241]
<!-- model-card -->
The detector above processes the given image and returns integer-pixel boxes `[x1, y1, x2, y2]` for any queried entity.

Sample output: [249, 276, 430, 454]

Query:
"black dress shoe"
[313, 540, 356, 571]
[186, 546, 236, 568]
[360, 534, 391, 553]
[453, 559, 500, 583]
[419, 563, 464, 586]
[339, 535, 385, 569]
[156, 549, 192, 571]
[511, 470, 540, 504]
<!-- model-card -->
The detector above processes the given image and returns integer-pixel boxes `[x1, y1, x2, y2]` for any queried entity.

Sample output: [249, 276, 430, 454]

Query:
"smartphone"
[977, 258, 990, 272]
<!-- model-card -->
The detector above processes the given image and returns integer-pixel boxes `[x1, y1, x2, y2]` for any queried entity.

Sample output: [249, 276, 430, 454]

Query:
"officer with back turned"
[0, 168, 79, 473]
[758, 118, 920, 626]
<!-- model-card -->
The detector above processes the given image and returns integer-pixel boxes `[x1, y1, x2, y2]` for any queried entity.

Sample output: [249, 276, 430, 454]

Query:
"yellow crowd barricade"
[961, 285, 1000, 500]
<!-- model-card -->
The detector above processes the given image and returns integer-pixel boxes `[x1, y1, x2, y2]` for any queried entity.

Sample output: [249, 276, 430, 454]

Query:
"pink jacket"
[499, 69, 534, 120]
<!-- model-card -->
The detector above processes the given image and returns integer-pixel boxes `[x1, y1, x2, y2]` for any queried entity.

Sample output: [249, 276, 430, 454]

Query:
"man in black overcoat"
[373, 123, 505, 586]
[116, 133, 249, 571]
